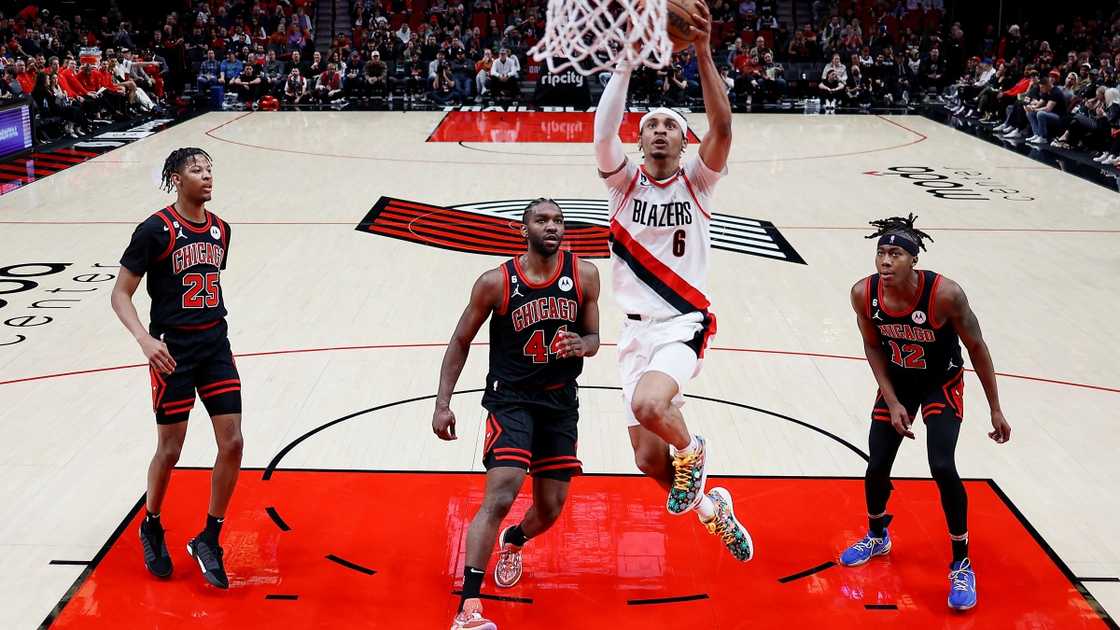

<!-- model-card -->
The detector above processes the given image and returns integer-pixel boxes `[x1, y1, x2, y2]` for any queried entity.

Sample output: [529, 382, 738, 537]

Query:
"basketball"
[635, 0, 703, 52]
[665, 0, 702, 51]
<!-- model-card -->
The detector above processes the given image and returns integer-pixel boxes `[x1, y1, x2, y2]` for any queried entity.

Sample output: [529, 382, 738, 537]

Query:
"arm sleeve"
[593, 64, 631, 177]
[119, 218, 165, 276]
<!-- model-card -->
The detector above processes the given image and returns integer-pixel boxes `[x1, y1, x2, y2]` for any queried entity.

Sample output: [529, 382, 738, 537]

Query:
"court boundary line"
[3, 342, 1115, 394]
[38, 470, 1116, 628]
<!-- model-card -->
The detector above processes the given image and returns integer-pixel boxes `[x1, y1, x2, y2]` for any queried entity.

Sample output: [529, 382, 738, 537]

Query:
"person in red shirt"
[314, 62, 342, 101]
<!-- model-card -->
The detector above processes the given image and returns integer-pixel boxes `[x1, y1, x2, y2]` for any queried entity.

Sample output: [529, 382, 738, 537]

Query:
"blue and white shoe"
[839, 530, 891, 567]
[948, 559, 977, 610]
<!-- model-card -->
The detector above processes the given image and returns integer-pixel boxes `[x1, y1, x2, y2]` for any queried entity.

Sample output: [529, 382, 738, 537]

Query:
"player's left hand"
[555, 330, 585, 359]
[988, 410, 1011, 444]
[690, 0, 712, 49]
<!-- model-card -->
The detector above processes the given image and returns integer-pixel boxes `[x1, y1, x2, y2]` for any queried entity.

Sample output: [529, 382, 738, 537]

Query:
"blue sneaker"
[948, 559, 977, 610]
[839, 530, 891, 566]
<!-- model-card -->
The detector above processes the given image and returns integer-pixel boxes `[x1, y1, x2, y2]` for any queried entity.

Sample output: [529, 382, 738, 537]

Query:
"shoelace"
[853, 536, 883, 552]
[671, 451, 699, 492]
[709, 514, 739, 548]
[949, 562, 974, 591]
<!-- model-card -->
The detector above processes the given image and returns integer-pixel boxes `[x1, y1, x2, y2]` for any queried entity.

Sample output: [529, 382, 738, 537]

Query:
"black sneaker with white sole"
[139, 524, 173, 578]
[186, 536, 229, 589]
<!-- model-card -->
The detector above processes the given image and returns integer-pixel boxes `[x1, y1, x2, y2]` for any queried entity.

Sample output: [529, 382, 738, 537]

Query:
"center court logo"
[355, 196, 806, 265]
[864, 166, 1035, 202]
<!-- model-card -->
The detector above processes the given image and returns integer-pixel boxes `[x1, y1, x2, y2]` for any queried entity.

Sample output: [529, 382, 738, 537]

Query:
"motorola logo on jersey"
[912, 310, 927, 325]
[558, 276, 573, 292]
[355, 196, 806, 265]
[863, 166, 1036, 202]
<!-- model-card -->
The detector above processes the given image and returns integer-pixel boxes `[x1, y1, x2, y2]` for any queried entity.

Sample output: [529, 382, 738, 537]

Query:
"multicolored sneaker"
[839, 530, 892, 567]
[948, 559, 977, 610]
[451, 598, 497, 630]
[493, 526, 523, 588]
[667, 435, 708, 515]
[704, 487, 754, 562]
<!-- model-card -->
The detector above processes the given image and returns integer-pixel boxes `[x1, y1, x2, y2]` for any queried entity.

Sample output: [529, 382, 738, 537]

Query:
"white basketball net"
[528, 0, 672, 76]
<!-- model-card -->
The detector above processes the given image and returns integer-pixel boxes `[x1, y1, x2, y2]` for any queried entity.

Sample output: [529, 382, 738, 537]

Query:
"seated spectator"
[975, 61, 1014, 122]
[1025, 73, 1067, 144]
[846, 65, 871, 108]
[919, 47, 946, 93]
[1053, 86, 1115, 151]
[821, 53, 847, 83]
[364, 52, 388, 98]
[662, 64, 688, 105]
[315, 62, 343, 102]
[1089, 88, 1120, 165]
[450, 48, 474, 102]
[950, 58, 994, 117]
[219, 50, 243, 87]
[760, 52, 786, 101]
[429, 60, 455, 104]
[489, 48, 520, 100]
[283, 67, 311, 105]
[229, 63, 263, 104]
[475, 48, 494, 98]
[261, 50, 286, 95]
[818, 68, 845, 108]
[995, 69, 1039, 140]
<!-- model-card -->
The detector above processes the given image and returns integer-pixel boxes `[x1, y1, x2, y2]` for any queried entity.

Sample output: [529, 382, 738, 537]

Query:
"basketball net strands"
[528, 0, 672, 76]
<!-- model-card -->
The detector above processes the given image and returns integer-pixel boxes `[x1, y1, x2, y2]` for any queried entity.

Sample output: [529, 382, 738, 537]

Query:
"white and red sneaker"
[451, 598, 496, 630]
[493, 526, 524, 588]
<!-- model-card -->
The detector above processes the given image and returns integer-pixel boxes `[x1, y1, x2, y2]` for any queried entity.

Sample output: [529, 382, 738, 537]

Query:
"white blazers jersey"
[605, 154, 726, 318]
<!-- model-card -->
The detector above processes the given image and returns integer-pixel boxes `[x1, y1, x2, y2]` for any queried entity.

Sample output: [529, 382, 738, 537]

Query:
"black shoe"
[139, 523, 173, 578]
[186, 536, 229, 588]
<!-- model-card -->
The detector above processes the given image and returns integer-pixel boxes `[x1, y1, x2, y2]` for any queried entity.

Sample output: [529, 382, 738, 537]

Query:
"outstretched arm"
[691, 2, 732, 172]
[594, 61, 631, 177]
[937, 279, 1011, 443]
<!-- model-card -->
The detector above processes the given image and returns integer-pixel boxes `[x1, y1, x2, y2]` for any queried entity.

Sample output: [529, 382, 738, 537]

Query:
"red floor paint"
[429, 112, 702, 143]
[47, 471, 1111, 629]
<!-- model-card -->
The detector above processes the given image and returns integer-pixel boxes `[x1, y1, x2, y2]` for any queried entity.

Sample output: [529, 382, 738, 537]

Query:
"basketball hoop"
[528, 0, 672, 77]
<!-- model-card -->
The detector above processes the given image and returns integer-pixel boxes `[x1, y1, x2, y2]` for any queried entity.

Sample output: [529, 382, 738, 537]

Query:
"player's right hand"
[433, 405, 458, 441]
[888, 402, 914, 439]
[140, 334, 176, 374]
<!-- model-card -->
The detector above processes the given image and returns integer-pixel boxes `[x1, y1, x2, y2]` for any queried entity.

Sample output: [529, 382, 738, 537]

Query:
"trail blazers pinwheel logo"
[355, 197, 806, 264]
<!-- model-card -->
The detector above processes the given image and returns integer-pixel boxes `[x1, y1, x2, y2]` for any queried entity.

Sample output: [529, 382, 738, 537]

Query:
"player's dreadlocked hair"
[160, 148, 212, 193]
[521, 197, 562, 224]
[865, 213, 934, 252]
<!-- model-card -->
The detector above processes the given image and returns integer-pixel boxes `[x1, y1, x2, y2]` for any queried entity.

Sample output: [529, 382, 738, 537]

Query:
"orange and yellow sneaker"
[493, 526, 524, 588]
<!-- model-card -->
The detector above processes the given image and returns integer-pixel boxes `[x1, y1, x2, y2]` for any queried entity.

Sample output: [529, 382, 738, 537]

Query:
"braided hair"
[521, 197, 562, 224]
[160, 148, 212, 193]
[865, 213, 933, 253]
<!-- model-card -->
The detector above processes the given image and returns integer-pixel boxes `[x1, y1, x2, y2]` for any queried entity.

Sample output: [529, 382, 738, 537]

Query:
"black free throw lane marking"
[452, 590, 533, 604]
[326, 554, 377, 575]
[627, 594, 710, 605]
[865, 604, 898, 610]
[1079, 577, 1120, 583]
[48, 560, 91, 566]
[265, 594, 299, 600]
[265, 506, 291, 531]
[265, 387, 868, 478]
[778, 561, 836, 583]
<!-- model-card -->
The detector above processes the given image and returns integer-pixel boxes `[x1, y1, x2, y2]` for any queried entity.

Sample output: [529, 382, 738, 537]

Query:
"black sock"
[460, 566, 485, 610]
[200, 513, 224, 545]
[505, 524, 529, 547]
[951, 535, 969, 564]
[869, 513, 893, 537]
[143, 511, 162, 532]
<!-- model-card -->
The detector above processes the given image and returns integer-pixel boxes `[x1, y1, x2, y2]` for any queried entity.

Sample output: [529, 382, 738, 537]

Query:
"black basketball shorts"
[872, 367, 964, 424]
[149, 319, 242, 424]
[481, 383, 581, 481]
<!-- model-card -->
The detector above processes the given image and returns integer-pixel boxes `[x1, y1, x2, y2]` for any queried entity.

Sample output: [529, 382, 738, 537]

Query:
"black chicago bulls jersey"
[120, 205, 230, 336]
[485, 251, 585, 393]
[866, 270, 963, 392]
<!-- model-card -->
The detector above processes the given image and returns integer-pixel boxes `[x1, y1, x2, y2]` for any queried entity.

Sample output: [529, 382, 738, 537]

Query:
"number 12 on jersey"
[523, 326, 569, 363]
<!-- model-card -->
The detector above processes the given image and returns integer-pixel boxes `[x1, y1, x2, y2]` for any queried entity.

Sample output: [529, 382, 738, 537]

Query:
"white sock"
[696, 495, 716, 522]
[672, 434, 699, 457]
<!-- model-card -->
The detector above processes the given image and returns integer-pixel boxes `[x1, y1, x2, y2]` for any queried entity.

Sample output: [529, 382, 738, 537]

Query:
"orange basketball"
[665, 0, 702, 51]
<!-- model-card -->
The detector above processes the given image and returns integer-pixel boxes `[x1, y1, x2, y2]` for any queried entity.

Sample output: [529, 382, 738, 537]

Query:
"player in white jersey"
[593, 2, 753, 562]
